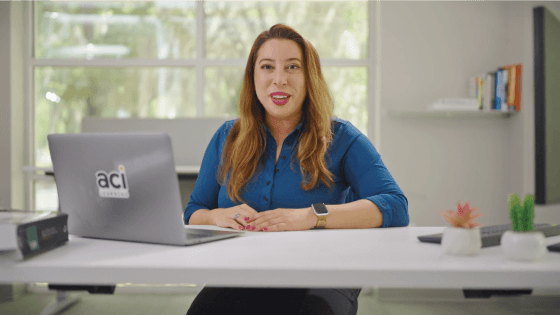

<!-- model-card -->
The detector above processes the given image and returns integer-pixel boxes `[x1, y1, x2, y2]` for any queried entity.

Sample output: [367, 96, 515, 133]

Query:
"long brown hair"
[219, 24, 334, 203]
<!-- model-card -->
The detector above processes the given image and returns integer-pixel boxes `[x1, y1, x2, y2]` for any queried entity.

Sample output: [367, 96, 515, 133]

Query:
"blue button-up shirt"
[184, 117, 409, 228]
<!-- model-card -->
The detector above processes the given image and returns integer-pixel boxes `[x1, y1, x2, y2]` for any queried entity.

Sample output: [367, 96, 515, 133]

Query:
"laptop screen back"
[48, 133, 188, 245]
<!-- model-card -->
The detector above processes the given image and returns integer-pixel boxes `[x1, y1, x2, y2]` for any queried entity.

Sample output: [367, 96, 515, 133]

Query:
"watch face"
[312, 203, 328, 215]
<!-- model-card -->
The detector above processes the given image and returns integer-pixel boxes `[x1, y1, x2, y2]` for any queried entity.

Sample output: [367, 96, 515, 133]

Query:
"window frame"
[23, 1, 378, 210]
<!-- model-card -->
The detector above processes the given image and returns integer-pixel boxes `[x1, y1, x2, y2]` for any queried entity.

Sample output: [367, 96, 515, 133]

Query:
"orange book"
[508, 65, 516, 110]
[515, 64, 522, 112]
[501, 63, 523, 112]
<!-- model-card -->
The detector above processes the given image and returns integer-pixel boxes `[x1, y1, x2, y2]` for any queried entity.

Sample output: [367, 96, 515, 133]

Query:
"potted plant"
[501, 194, 547, 261]
[439, 201, 484, 255]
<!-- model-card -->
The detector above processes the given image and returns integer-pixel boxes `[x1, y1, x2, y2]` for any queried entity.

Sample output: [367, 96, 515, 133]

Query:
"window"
[28, 1, 371, 210]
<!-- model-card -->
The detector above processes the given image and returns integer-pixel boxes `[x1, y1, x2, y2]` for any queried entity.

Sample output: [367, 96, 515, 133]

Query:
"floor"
[1, 285, 559, 315]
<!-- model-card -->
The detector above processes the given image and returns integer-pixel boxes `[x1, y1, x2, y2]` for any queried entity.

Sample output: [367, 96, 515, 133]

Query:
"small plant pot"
[441, 227, 482, 256]
[501, 230, 547, 261]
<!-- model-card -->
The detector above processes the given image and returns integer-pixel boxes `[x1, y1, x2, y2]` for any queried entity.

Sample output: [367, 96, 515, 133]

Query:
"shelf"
[388, 109, 517, 118]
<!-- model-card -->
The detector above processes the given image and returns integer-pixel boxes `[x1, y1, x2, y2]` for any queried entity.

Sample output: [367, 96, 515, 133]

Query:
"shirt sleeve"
[341, 128, 409, 228]
[183, 122, 232, 224]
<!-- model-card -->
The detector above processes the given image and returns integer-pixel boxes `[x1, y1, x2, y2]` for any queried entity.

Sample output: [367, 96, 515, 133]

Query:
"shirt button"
[264, 196, 268, 201]
[275, 169, 279, 173]
[286, 140, 292, 145]
[281, 156, 286, 160]
[382, 203, 386, 207]
[266, 181, 271, 185]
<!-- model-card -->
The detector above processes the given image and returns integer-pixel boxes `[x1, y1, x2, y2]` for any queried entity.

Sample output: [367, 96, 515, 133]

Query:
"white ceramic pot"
[501, 230, 547, 261]
[441, 227, 482, 256]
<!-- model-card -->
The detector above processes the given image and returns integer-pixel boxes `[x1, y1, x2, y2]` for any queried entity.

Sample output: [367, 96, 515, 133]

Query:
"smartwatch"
[312, 203, 328, 229]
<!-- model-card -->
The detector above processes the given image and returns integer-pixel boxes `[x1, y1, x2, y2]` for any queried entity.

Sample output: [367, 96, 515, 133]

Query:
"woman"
[184, 24, 408, 315]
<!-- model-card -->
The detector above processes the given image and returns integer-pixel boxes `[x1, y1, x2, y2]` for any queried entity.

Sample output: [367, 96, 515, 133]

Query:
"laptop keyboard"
[418, 223, 560, 248]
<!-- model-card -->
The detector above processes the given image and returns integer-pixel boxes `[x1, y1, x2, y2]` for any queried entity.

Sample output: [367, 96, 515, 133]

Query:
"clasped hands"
[210, 204, 318, 232]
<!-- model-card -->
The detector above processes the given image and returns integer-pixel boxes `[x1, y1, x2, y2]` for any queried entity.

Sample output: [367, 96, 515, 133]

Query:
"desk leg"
[38, 290, 83, 315]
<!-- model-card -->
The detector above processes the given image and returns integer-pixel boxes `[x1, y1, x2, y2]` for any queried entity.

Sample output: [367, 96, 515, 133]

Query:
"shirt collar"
[262, 117, 305, 139]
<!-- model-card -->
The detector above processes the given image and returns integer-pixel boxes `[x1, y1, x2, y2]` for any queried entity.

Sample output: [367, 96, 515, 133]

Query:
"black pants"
[186, 287, 361, 315]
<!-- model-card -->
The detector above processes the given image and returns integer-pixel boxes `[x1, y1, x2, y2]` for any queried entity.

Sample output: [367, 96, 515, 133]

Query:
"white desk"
[2, 226, 560, 289]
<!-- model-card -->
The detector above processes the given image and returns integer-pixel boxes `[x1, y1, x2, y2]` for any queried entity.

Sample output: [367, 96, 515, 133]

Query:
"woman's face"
[254, 39, 306, 126]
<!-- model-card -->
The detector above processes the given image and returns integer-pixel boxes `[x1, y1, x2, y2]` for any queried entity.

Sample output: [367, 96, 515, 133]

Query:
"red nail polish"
[246, 225, 251, 230]
[263, 227, 268, 231]
[239, 225, 244, 230]
[251, 226, 256, 231]
[245, 217, 250, 222]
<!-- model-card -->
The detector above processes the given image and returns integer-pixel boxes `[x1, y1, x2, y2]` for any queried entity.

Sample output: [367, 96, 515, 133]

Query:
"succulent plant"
[440, 200, 483, 229]
[509, 194, 534, 232]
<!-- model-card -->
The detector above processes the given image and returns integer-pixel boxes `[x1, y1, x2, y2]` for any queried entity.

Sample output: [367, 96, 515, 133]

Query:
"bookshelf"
[388, 109, 517, 119]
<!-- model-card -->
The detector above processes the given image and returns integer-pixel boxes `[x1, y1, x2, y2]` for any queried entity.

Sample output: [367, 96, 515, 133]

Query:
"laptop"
[47, 132, 243, 246]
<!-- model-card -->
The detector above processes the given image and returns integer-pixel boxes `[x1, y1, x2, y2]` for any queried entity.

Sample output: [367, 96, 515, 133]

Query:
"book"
[0, 210, 69, 260]
[501, 63, 523, 112]
[477, 75, 484, 110]
[466, 64, 521, 113]
[483, 72, 496, 111]
[500, 68, 509, 112]
[469, 75, 486, 110]
[507, 65, 516, 111]
[494, 70, 503, 110]
[514, 64, 523, 112]
[494, 68, 509, 111]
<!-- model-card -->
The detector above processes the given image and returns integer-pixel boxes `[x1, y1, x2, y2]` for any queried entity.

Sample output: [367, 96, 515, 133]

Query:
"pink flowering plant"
[439, 201, 483, 229]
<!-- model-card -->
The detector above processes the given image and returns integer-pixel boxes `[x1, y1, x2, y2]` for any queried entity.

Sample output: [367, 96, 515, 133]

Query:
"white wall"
[0, 2, 12, 209]
[11, 2, 25, 210]
[0, 2, 25, 210]
[377, 2, 560, 227]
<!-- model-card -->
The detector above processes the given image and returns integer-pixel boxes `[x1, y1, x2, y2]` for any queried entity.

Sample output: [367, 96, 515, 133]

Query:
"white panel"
[0, 2, 12, 209]
[81, 117, 234, 166]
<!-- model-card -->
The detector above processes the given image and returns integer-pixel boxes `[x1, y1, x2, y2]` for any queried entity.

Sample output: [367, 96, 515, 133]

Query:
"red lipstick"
[270, 92, 291, 106]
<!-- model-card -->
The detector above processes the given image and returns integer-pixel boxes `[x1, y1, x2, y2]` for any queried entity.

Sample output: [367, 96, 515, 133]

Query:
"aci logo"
[96, 165, 129, 199]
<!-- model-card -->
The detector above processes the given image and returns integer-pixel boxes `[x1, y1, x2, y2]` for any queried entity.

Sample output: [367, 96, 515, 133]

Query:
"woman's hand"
[210, 204, 260, 231]
[248, 207, 316, 232]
